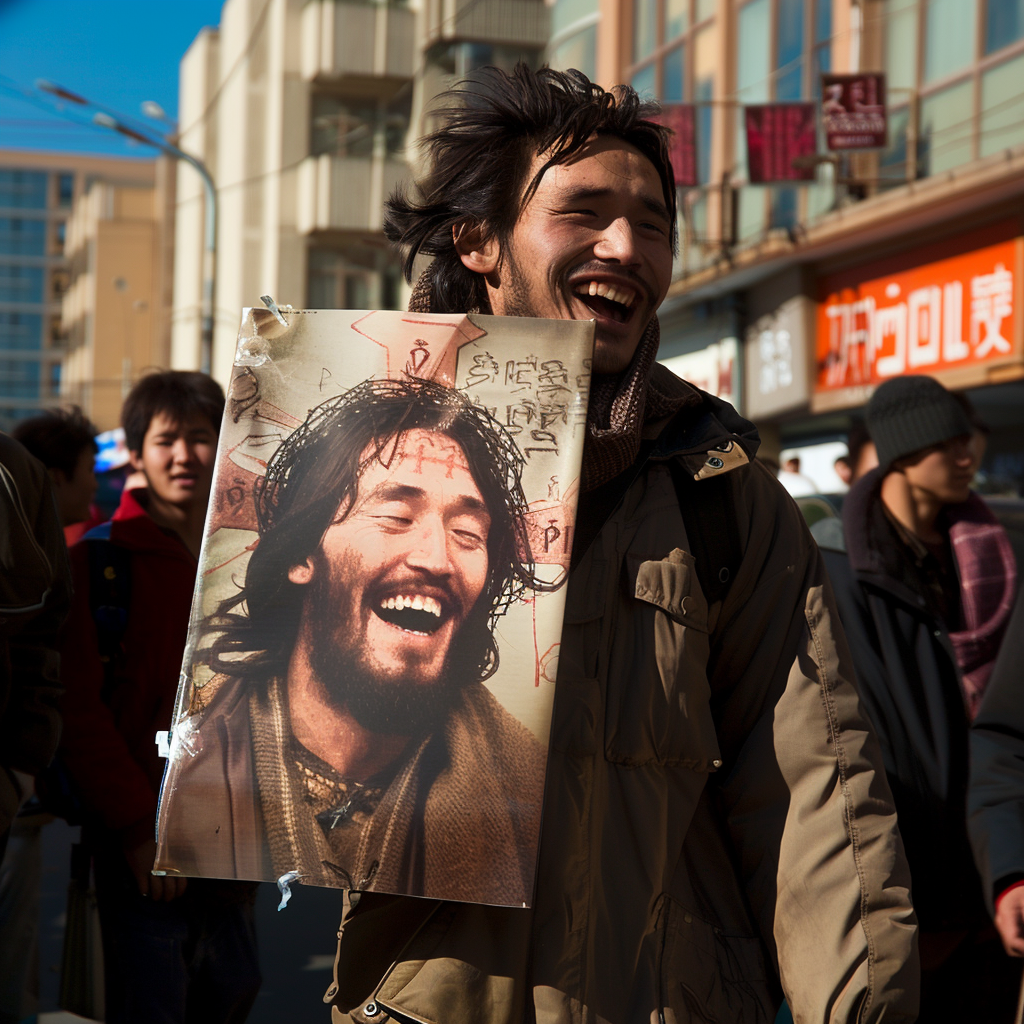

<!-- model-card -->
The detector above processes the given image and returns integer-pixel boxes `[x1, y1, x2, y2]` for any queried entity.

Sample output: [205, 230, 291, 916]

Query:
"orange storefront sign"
[815, 232, 1023, 409]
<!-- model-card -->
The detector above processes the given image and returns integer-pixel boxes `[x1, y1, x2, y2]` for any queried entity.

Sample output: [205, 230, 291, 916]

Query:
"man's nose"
[593, 217, 640, 264]
[172, 439, 194, 463]
[406, 516, 451, 575]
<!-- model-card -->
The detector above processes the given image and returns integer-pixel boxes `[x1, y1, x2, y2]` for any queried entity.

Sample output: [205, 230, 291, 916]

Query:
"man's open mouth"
[374, 593, 446, 635]
[573, 280, 638, 324]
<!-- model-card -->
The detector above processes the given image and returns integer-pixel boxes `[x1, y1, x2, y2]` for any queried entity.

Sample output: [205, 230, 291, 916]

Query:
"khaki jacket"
[327, 392, 918, 1023]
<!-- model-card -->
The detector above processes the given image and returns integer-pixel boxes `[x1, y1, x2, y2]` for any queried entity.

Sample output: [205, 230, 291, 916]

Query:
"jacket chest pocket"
[604, 549, 722, 770]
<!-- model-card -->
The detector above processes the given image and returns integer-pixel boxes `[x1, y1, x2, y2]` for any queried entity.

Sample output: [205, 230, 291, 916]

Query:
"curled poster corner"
[277, 870, 301, 911]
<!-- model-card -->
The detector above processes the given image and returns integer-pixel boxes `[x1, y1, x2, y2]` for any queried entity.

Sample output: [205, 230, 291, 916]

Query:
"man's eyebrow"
[552, 184, 671, 224]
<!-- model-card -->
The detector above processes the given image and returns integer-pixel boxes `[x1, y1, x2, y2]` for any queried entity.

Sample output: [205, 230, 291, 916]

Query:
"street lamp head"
[36, 79, 88, 105]
[93, 111, 118, 129]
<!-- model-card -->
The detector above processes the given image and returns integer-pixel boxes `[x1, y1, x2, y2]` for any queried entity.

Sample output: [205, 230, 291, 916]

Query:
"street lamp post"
[36, 81, 217, 375]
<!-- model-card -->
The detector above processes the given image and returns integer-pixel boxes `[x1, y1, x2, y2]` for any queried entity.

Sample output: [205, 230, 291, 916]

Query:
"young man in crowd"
[58, 371, 261, 1024]
[820, 374, 1020, 1019]
[325, 65, 917, 1024]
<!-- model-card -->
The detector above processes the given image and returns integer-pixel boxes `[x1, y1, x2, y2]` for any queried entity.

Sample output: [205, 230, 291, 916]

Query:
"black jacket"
[819, 467, 985, 932]
[968, 589, 1024, 913]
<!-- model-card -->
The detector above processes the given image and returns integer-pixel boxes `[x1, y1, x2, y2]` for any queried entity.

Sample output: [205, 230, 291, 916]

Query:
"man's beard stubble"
[305, 565, 479, 738]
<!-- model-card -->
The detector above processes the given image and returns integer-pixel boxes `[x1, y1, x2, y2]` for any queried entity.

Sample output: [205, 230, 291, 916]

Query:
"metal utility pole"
[37, 81, 217, 375]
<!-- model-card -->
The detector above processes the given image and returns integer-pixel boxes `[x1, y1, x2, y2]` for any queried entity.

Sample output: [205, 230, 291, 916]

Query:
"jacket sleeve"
[59, 541, 157, 850]
[968, 589, 1024, 914]
[708, 463, 918, 1023]
[0, 437, 71, 831]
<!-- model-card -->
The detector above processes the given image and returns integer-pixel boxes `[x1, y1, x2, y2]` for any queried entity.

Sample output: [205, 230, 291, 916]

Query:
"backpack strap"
[82, 522, 131, 703]
[668, 461, 743, 609]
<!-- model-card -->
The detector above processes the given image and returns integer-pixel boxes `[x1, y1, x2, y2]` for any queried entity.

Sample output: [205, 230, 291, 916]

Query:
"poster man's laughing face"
[288, 429, 491, 727]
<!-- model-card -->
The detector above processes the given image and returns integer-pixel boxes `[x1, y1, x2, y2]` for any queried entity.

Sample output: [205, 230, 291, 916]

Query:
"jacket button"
[364, 1003, 381, 1018]
[933, 630, 942, 638]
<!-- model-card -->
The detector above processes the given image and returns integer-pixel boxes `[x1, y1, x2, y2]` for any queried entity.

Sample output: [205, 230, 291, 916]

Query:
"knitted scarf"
[408, 263, 697, 489]
[946, 495, 1018, 719]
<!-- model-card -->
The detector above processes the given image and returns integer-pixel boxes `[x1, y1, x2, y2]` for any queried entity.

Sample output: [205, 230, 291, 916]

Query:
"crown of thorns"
[255, 377, 537, 619]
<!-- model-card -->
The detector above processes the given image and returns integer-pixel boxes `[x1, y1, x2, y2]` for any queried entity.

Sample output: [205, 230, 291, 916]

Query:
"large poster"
[155, 308, 594, 908]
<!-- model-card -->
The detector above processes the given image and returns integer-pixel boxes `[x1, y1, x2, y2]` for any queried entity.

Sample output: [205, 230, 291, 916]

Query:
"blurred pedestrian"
[57, 372, 261, 1024]
[776, 453, 818, 496]
[13, 407, 99, 533]
[969, 590, 1024, 962]
[4, 408, 99, 1024]
[819, 375, 1020, 1020]
[0, 432, 71, 1024]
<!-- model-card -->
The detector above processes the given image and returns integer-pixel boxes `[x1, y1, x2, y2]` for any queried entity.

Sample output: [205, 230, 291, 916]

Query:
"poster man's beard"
[307, 578, 479, 737]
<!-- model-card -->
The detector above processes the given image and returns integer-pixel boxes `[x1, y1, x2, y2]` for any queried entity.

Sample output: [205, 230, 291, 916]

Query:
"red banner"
[822, 73, 887, 150]
[744, 103, 817, 183]
[656, 104, 697, 187]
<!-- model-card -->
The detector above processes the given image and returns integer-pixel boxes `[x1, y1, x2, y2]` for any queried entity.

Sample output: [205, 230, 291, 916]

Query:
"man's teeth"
[582, 281, 636, 308]
[381, 595, 442, 617]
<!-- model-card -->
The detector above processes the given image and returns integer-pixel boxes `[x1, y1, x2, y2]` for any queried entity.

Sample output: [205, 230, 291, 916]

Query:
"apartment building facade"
[60, 157, 176, 431]
[548, 0, 1024, 493]
[172, 0, 548, 387]
[0, 151, 155, 432]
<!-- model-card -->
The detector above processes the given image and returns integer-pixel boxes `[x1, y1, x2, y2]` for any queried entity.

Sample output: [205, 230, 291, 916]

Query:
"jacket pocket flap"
[633, 549, 709, 632]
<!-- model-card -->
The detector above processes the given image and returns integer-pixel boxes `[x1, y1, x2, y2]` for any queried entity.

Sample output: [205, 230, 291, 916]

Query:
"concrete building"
[548, 0, 1024, 494]
[0, 151, 154, 432]
[171, 0, 548, 388]
[60, 157, 176, 431]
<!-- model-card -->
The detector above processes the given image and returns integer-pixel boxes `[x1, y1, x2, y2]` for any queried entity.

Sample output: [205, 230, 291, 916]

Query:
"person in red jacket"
[58, 370, 261, 1024]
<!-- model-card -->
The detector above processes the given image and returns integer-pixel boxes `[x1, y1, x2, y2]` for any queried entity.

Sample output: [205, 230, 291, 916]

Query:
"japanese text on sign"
[816, 238, 1019, 393]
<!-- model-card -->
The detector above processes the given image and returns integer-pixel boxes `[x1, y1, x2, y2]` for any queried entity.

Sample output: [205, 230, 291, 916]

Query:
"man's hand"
[995, 886, 1024, 956]
[126, 838, 187, 901]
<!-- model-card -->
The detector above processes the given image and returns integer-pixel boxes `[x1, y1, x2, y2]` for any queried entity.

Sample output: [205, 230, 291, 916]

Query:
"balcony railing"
[302, 0, 415, 81]
[297, 153, 409, 233]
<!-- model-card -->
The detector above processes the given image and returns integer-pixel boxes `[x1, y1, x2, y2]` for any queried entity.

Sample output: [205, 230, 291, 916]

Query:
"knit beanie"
[867, 375, 973, 471]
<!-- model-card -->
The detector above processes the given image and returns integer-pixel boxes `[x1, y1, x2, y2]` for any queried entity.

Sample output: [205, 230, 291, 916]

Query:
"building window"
[57, 172, 75, 208]
[308, 246, 402, 311]
[881, 0, 1024, 184]
[0, 170, 48, 210]
[0, 359, 41, 399]
[548, 0, 598, 80]
[0, 217, 47, 256]
[311, 92, 412, 160]
[0, 265, 45, 304]
[986, 0, 1024, 54]
[0, 313, 43, 352]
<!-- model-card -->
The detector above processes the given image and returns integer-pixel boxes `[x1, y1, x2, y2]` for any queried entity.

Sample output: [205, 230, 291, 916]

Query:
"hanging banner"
[744, 103, 817, 183]
[815, 232, 1023, 410]
[656, 104, 698, 187]
[155, 308, 594, 907]
[822, 73, 887, 150]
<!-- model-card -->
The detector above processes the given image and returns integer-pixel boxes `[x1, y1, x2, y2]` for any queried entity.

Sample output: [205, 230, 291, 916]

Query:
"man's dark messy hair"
[384, 64, 677, 313]
[122, 370, 225, 453]
[203, 378, 550, 687]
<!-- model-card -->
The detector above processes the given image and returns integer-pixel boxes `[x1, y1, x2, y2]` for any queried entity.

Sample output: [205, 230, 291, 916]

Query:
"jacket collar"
[106, 487, 196, 563]
[842, 467, 938, 612]
[647, 376, 760, 483]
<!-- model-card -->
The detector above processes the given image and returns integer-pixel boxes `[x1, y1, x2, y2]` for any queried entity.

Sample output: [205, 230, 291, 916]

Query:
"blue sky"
[0, 0, 226, 155]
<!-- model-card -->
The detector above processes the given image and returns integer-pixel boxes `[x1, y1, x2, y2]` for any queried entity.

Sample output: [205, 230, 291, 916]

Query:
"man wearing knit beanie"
[325, 64, 917, 1024]
[819, 373, 1019, 1019]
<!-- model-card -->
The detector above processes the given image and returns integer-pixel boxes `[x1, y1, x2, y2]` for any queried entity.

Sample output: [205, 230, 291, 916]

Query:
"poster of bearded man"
[154, 307, 594, 908]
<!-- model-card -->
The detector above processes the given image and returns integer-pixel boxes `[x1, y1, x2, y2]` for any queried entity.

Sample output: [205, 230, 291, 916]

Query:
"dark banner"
[822, 73, 887, 150]
[657, 104, 698, 187]
[744, 103, 817, 183]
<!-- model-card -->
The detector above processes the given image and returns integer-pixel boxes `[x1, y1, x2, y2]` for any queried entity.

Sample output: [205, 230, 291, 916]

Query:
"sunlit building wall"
[172, 0, 548, 388]
[0, 151, 155, 432]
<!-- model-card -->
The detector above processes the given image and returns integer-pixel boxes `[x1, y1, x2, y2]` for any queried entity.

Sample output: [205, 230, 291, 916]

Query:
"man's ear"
[288, 559, 315, 585]
[47, 466, 67, 490]
[128, 450, 144, 473]
[453, 222, 500, 276]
